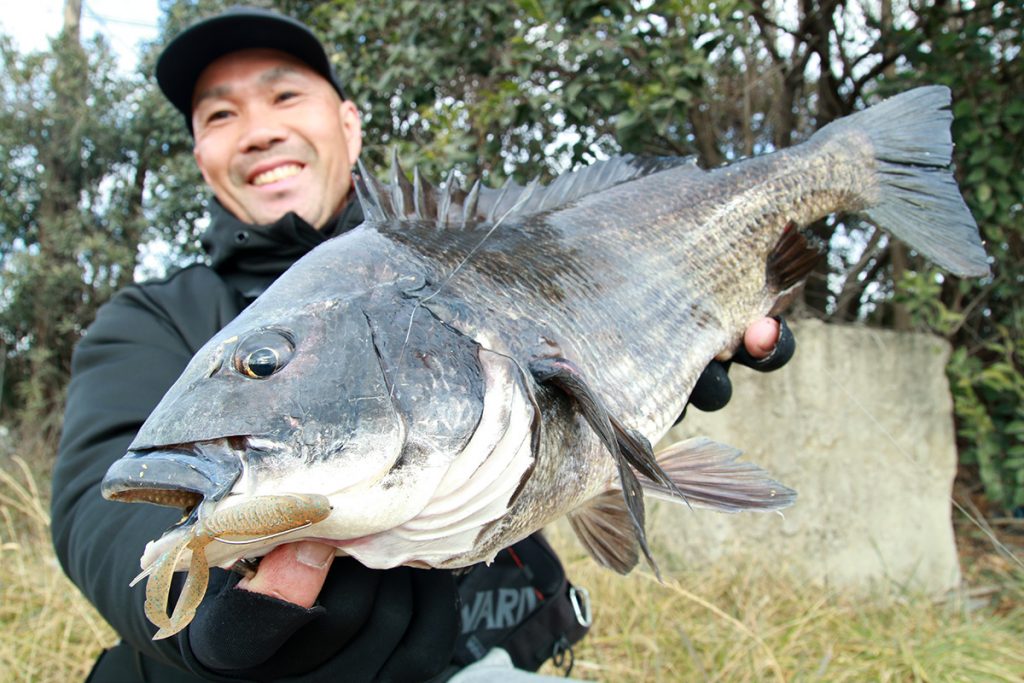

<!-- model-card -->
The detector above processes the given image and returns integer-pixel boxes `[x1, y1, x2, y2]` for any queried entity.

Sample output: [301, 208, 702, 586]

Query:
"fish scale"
[417, 142, 874, 440]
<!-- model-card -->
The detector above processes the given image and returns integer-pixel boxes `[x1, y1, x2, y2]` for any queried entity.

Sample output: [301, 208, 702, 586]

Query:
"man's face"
[191, 49, 362, 228]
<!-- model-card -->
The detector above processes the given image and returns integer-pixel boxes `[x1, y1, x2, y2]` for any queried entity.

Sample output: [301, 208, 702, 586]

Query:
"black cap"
[156, 6, 345, 130]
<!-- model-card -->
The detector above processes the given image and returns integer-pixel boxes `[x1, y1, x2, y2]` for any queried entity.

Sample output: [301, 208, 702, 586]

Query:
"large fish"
[102, 86, 988, 638]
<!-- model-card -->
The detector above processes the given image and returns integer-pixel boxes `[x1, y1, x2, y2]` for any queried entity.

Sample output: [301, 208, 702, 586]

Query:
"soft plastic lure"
[136, 493, 332, 639]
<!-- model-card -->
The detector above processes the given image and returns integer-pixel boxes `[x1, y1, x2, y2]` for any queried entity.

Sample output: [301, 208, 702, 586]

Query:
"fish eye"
[233, 330, 295, 379]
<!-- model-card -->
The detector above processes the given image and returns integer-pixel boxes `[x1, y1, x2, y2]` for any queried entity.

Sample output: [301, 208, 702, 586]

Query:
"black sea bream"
[101, 86, 989, 638]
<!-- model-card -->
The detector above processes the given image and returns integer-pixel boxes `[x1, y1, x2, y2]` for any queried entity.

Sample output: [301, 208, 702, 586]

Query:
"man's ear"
[339, 100, 362, 164]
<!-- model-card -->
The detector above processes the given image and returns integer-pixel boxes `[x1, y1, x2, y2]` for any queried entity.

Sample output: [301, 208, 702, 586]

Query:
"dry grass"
[0, 454, 117, 682]
[2, 439, 1022, 683]
[541, 524, 1024, 682]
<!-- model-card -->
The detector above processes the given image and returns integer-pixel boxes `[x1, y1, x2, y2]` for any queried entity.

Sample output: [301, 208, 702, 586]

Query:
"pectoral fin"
[529, 356, 662, 577]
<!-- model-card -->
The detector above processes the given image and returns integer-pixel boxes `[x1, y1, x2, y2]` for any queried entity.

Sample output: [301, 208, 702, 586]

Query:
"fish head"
[101, 281, 496, 569]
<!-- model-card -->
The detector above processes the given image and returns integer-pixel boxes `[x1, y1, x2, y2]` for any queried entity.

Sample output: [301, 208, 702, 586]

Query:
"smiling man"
[51, 6, 792, 683]
[52, 10, 464, 682]
[190, 49, 362, 228]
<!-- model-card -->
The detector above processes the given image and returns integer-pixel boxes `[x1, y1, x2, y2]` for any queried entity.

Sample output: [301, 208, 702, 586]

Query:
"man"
[52, 7, 793, 682]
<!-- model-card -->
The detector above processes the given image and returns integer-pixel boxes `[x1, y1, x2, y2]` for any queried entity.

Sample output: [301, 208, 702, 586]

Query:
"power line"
[82, 2, 158, 31]
[80, 0, 158, 71]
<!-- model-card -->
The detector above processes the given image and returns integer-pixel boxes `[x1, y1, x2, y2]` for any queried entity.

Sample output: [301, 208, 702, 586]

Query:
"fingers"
[238, 541, 336, 608]
[680, 316, 797, 423]
[742, 317, 781, 359]
[734, 317, 795, 372]
[685, 361, 733, 413]
[186, 567, 325, 673]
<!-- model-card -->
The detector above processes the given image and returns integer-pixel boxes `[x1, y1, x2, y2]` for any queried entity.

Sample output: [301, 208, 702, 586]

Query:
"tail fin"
[641, 437, 796, 513]
[816, 86, 989, 277]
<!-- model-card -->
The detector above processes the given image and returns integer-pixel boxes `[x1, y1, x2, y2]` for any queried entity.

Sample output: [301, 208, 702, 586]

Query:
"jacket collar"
[200, 198, 364, 299]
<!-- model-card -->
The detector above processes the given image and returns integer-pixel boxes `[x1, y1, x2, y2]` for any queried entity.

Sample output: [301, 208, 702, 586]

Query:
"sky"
[0, 0, 161, 72]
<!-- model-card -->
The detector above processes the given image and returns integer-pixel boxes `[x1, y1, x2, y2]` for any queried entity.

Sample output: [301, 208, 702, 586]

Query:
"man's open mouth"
[250, 163, 303, 186]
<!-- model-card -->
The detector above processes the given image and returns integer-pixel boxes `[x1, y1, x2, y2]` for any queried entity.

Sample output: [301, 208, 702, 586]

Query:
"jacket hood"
[200, 198, 364, 299]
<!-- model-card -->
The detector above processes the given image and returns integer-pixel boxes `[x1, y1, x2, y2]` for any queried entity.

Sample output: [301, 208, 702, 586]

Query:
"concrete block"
[641, 319, 962, 594]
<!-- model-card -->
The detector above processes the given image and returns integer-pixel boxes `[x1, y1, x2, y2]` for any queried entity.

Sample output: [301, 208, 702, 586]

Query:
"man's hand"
[237, 541, 336, 607]
[686, 316, 796, 414]
[735, 316, 795, 371]
[185, 545, 458, 680]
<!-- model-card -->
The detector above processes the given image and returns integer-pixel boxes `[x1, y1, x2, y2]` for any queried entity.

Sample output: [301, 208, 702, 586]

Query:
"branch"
[851, 51, 902, 96]
[688, 103, 724, 167]
[948, 279, 998, 337]
[650, 132, 690, 157]
[750, 3, 784, 65]
[833, 227, 883, 318]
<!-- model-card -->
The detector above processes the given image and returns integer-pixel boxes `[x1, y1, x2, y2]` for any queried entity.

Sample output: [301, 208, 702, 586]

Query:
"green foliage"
[891, 1, 1023, 512]
[302, 0, 750, 181]
[0, 28, 144, 431]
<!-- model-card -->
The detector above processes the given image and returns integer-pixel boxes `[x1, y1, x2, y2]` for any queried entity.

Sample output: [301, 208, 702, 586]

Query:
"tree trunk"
[24, 0, 87, 428]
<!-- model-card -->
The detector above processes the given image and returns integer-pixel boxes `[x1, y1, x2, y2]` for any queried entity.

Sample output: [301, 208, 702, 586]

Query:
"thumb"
[238, 541, 336, 608]
[742, 317, 781, 360]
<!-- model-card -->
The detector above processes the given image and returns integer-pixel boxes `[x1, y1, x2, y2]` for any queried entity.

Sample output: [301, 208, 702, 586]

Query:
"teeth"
[252, 164, 302, 186]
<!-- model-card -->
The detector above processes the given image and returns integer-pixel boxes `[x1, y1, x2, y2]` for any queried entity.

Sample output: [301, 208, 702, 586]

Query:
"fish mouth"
[101, 437, 246, 511]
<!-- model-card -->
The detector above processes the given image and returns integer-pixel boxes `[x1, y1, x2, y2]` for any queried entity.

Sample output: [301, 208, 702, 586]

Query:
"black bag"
[452, 533, 591, 674]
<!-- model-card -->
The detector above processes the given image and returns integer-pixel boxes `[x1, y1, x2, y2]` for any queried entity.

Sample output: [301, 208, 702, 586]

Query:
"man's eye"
[206, 110, 233, 124]
[275, 91, 299, 103]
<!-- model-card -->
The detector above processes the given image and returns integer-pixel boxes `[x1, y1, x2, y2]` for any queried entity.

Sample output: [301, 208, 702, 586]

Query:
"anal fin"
[643, 437, 796, 512]
[571, 437, 796, 574]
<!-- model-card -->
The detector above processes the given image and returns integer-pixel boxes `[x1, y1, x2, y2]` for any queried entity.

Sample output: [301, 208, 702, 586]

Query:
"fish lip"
[101, 437, 245, 509]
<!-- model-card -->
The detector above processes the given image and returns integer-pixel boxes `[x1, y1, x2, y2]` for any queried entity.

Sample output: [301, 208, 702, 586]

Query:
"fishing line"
[822, 364, 1024, 573]
[391, 182, 538, 398]
[213, 521, 315, 545]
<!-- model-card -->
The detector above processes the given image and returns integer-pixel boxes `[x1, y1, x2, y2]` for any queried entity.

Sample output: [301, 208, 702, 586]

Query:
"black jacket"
[52, 200, 459, 682]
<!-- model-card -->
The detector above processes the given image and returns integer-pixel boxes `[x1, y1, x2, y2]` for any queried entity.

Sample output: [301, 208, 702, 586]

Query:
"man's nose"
[237, 117, 288, 153]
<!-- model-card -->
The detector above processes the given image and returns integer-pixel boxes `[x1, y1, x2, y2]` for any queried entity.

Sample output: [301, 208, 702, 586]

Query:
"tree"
[892, 1, 1023, 513]
[0, 0, 145, 433]
[0, 1, 211, 432]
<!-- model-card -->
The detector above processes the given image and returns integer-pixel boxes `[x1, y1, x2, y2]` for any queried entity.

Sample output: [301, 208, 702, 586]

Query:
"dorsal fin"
[412, 166, 435, 220]
[353, 153, 701, 227]
[462, 179, 481, 227]
[437, 170, 459, 226]
[354, 159, 387, 223]
[389, 148, 414, 218]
